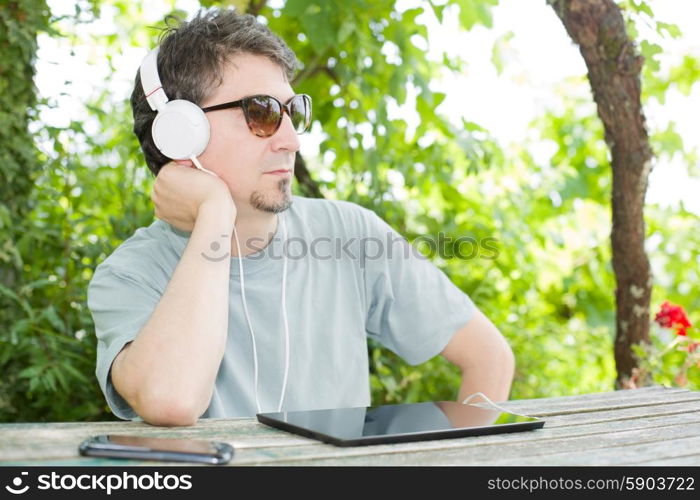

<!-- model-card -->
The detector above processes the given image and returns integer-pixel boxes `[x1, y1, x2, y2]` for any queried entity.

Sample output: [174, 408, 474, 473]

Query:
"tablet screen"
[257, 401, 543, 446]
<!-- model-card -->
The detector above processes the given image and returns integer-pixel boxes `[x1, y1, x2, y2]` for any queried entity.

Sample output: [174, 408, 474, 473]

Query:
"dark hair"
[130, 8, 299, 176]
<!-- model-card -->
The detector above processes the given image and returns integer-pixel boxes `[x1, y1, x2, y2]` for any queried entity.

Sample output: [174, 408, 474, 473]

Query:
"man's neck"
[229, 206, 278, 258]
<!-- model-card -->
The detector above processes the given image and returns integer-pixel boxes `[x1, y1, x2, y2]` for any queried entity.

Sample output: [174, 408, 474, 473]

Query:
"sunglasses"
[201, 94, 312, 138]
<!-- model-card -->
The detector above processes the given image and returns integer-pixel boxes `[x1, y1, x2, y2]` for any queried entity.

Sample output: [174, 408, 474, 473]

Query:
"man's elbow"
[134, 393, 203, 427]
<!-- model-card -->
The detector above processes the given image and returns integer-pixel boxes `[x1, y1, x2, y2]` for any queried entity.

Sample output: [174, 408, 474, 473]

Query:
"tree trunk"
[0, 1, 49, 291]
[550, 0, 653, 388]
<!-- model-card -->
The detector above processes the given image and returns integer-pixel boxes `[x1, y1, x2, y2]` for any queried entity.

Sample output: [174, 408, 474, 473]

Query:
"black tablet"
[256, 401, 544, 447]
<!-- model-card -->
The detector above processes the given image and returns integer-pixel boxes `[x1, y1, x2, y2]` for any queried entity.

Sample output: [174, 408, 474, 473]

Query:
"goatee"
[250, 177, 293, 214]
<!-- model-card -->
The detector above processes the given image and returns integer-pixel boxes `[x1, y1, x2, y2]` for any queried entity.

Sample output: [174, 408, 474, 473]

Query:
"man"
[87, 9, 515, 426]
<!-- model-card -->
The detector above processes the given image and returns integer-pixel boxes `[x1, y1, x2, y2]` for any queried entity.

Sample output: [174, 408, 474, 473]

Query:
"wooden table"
[1, 386, 699, 466]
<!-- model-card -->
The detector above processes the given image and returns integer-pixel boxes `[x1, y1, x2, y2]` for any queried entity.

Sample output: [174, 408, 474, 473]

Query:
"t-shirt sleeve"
[87, 264, 162, 420]
[361, 209, 477, 365]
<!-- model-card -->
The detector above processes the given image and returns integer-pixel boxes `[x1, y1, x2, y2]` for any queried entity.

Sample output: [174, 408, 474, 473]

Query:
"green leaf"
[455, 0, 498, 30]
[0, 283, 20, 303]
[17, 366, 42, 379]
[640, 40, 662, 73]
[429, 2, 446, 23]
[338, 20, 354, 44]
[61, 363, 89, 383]
[491, 30, 514, 76]
[656, 21, 681, 39]
[652, 122, 684, 158]
[634, 0, 654, 18]
[40, 306, 66, 334]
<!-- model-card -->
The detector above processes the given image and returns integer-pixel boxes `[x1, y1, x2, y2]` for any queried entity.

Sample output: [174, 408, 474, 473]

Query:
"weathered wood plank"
[492, 435, 700, 466]
[0, 424, 313, 462]
[6, 404, 700, 466]
[259, 422, 700, 466]
[533, 399, 700, 427]
[491, 386, 686, 410]
[0, 386, 690, 438]
[631, 454, 700, 466]
[491, 388, 700, 416]
[0, 386, 681, 433]
[225, 400, 700, 464]
[1, 386, 697, 466]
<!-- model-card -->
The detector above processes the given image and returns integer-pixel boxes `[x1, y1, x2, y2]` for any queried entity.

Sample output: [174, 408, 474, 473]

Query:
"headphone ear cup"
[152, 100, 210, 159]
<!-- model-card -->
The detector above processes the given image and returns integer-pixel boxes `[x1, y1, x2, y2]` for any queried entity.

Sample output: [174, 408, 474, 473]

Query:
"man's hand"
[151, 161, 236, 232]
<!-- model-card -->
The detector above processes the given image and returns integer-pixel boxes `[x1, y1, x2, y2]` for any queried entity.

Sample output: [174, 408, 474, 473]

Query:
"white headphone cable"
[231, 220, 262, 414]
[190, 155, 218, 177]
[277, 213, 290, 412]
[231, 211, 290, 415]
[462, 392, 531, 417]
[190, 156, 262, 411]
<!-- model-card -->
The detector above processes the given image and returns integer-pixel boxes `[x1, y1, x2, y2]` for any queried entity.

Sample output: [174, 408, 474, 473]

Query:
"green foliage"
[1, 0, 698, 422]
[645, 204, 700, 392]
[0, 0, 162, 421]
[0, 0, 59, 420]
[0, 1, 49, 213]
[0, 90, 155, 421]
[0, 0, 50, 269]
[631, 294, 700, 389]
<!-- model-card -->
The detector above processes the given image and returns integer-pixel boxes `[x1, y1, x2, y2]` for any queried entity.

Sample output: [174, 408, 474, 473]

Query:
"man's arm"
[110, 164, 235, 427]
[111, 200, 233, 427]
[440, 307, 515, 403]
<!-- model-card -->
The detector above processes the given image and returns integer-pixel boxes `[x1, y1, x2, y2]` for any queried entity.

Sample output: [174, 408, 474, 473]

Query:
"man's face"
[198, 53, 300, 214]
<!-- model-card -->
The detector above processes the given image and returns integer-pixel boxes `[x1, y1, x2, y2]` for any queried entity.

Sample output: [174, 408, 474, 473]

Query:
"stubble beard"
[249, 177, 293, 214]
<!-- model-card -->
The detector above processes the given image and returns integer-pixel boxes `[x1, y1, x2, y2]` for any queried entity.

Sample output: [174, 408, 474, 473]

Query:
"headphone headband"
[140, 47, 169, 112]
[137, 45, 211, 162]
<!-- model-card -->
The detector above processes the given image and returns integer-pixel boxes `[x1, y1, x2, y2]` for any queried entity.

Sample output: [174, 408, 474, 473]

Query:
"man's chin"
[249, 188, 293, 214]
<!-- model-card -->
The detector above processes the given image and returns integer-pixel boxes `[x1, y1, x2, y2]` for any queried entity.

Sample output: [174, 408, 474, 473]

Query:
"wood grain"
[2, 386, 698, 466]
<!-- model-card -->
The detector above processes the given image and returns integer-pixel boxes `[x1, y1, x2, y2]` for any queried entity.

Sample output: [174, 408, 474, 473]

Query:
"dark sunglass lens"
[246, 96, 281, 136]
[289, 95, 310, 133]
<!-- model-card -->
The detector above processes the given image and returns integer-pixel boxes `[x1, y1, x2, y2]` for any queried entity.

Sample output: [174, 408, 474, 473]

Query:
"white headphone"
[139, 46, 214, 174]
[140, 45, 291, 414]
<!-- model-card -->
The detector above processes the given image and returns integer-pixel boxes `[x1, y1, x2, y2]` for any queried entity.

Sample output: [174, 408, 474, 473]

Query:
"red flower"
[654, 301, 692, 336]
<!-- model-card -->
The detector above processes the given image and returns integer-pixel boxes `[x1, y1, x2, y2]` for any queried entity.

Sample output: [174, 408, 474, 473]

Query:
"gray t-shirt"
[87, 196, 476, 419]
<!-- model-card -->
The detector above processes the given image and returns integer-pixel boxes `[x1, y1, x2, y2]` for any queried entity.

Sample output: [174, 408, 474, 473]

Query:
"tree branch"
[246, 0, 268, 17]
[291, 49, 330, 87]
[294, 153, 324, 199]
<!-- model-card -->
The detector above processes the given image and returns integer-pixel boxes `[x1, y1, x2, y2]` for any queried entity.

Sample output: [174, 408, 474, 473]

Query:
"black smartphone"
[78, 434, 234, 465]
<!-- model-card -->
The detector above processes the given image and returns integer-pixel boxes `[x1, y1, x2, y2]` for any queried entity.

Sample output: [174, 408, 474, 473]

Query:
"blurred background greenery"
[0, 0, 698, 422]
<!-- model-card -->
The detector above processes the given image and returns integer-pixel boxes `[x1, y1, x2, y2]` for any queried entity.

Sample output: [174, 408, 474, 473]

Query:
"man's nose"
[270, 112, 301, 152]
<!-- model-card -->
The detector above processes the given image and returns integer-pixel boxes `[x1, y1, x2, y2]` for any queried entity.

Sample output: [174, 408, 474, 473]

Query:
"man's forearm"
[112, 202, 234, 425]
[456, 346, 515, 403]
